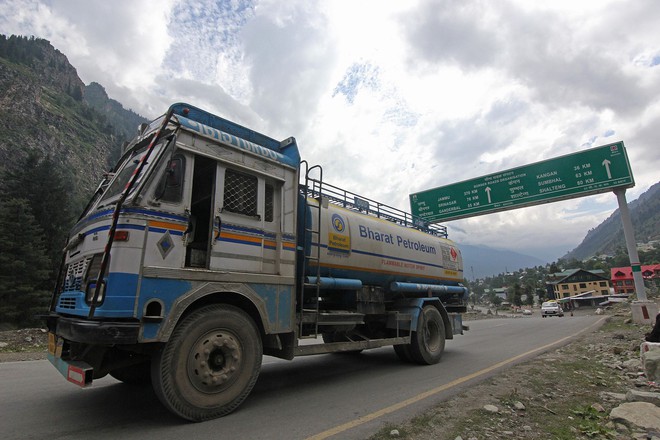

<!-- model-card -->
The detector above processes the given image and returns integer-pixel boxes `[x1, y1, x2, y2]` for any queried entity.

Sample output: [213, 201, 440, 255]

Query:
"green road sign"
[410, 141, 634, 223]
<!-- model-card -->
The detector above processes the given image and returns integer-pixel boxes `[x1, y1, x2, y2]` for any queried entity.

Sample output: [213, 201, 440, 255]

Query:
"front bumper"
[44, 314, 142, 388]
[44, 314, 140, 345]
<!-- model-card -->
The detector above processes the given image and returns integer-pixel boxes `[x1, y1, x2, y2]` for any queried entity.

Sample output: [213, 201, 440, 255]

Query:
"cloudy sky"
[2, 0, 659, 261]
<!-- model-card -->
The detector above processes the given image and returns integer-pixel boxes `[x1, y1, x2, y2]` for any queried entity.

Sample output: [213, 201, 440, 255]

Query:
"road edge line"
[306, 316, 607, 440]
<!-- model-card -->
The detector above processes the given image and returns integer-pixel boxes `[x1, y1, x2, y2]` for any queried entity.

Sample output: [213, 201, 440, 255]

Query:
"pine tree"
[1, 152, 75, 279]
[0, 199, 51, 328]
[524, 283, 535, 306]
[512, 282, 523, 307]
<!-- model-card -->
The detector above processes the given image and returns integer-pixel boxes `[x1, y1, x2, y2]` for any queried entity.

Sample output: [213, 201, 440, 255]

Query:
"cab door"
[184, 155, 216, 268]
[210, 166, 282, 274]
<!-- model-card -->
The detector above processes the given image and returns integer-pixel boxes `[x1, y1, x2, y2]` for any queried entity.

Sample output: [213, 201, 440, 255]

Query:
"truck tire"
[110, 361, 151, 385]
[409, 306, 445, 365]
[151, 304, 262, 421]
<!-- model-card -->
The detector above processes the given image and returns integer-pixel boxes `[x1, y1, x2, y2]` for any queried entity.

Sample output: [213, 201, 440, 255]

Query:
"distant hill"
[460, 244, 545, 279]
[563, 181, 660, 261]
[0, 34, 146, 204]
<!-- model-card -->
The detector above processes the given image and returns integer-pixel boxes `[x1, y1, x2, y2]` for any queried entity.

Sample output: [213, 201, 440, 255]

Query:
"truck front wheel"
[151, 304, 262, 421]
[409, 306, 445, 365]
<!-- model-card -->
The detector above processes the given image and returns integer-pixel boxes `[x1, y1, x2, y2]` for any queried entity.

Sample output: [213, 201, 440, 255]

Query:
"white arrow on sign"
[485, 186, 492, 204]
[602, 159, 612, 179]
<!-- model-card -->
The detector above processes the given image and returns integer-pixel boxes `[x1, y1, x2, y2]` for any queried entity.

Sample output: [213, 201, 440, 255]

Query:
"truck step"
[300, 310, 364, 325]
[294, 336, 410, 356]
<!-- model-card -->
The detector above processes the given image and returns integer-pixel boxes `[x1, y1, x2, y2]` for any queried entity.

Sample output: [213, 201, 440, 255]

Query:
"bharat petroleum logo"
[450, 247, 458, 262]
[331, 214, 345, 233]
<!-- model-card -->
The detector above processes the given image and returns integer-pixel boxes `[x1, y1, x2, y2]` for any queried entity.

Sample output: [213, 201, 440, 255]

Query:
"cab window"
[155, 154, 186, 203]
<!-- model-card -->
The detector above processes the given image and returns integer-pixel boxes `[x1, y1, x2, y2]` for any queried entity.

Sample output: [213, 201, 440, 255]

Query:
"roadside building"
[610, 264, 660, 294]
[484, 287, 508, 300]
[546, 269, 611, 300]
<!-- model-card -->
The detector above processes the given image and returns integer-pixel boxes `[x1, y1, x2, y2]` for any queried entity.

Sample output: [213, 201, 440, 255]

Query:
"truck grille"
[58, 294, 78, 309]
[62, 257, 91, 292]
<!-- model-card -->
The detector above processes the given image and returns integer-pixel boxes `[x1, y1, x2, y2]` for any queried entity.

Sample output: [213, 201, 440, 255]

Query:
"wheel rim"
[423, 318, 441, 352]
[187, 330, 243, 393]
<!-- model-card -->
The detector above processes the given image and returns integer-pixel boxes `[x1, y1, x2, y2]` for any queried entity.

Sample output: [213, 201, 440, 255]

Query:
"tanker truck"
[44, 103, 468, 421]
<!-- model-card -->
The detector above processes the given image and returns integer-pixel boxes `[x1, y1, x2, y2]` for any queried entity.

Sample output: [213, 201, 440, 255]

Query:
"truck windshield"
[96, 142, 164, 209]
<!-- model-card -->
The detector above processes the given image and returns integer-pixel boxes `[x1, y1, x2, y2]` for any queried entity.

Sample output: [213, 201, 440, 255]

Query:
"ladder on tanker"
[298, 161, 323, 338]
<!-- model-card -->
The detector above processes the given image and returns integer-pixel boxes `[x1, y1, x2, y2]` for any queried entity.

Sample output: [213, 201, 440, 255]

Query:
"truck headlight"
[85, 281, 106, 306]
[84, 253, 107, 306]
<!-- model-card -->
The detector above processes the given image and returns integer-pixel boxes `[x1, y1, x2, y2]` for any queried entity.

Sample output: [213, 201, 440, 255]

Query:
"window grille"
[224, 169, 258, 217]
[265, 183, 274, 222]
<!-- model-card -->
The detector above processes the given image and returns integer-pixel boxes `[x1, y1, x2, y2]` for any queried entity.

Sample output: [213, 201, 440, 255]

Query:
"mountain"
[563, 181, 660, 261]
[0, 34, 146, 204]
[460, 244, 545, 279]
[84, 82, 146, 164]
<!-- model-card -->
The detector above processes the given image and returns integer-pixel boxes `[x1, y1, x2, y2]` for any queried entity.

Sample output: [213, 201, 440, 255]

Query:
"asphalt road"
[0, 314, 603, 440]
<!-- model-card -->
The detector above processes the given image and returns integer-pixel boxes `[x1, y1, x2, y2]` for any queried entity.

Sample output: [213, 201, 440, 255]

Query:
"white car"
[541, 301, 564, 317]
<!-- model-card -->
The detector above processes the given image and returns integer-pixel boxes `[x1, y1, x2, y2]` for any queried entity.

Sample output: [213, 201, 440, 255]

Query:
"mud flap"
[449, 313, 468, 335]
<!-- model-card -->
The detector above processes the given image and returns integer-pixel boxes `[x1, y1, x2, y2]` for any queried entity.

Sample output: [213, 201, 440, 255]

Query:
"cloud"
[163, 1, 254, 100]
[241, 2, 338, 135]
[399, 0, 499, 70]
[2, 0, 659, 263]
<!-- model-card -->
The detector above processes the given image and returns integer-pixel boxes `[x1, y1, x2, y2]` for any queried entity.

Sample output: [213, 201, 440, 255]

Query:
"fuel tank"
[299, 197, 463, 288]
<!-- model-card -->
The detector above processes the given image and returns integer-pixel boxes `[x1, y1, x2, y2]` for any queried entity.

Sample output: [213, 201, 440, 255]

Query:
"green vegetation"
[0, 153, 76, 328]
[0, 198, 51, 328]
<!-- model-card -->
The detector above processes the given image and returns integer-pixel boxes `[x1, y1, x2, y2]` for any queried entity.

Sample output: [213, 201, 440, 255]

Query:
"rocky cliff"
[0, 35, 145, 204]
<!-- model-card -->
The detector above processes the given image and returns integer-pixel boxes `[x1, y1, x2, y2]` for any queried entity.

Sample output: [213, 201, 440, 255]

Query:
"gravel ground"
[0, 327, 49, 362]
[369, 306, 658, 440]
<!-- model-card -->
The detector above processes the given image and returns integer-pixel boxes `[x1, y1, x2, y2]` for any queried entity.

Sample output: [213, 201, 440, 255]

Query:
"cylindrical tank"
[299, 198, 464, 289]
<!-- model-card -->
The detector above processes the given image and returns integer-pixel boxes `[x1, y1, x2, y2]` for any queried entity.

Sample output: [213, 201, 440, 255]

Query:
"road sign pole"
[614, 188, 654, 323]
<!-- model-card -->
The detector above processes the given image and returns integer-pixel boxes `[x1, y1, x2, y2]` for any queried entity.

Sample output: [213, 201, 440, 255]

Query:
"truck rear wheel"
[151, 304, 262, 421]
[409, 306, 445, 365]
